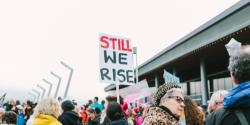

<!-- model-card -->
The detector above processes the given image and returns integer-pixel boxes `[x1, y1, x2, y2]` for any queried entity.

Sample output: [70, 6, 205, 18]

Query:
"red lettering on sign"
[100, 35, 132, 52]
[100, 35, 109, 48]
[109, 38, 117, 50]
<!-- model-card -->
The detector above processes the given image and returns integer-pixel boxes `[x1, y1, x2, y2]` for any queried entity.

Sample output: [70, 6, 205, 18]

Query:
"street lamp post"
[37, 85, 46, 99]
[60, 61, 73, 99]
[50, 72, 62, 99]
[32, 89, 40, 102]
[42, 79, 53, 97]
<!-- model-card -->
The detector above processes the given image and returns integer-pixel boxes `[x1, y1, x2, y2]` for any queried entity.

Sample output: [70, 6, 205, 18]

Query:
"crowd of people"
[0, 46, 249, 125]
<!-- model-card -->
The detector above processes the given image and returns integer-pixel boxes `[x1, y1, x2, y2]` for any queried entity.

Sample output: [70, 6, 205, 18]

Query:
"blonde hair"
[33, 98, 61, 118]
[9, 99, 16, 106]
[207, 90, 228, 113]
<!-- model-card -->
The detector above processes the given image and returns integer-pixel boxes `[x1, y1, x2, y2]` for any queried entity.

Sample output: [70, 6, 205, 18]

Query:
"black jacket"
[110, 119, 128, 125]
[58, 111, 82, 125]
[205, 108, 250, 125]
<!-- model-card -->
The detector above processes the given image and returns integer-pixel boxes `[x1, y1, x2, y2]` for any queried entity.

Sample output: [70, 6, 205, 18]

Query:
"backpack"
[216, 109, 249, 125]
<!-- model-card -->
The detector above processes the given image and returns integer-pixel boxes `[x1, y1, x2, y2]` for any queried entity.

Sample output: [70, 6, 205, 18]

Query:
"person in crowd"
[24, 100, 34, 123]
[58, 97, 63, 103]
[91, 97, 103, 112]
[32, 98, 62, 125]
[0, 108, 5, 124]
[4, 99, 18, 114]
[205, 45, 250, 125]
[1, 111, 17, 125]
[80, 104, 89, 125]
[88, 100, 93, 106]
[127, 109, 135, 125]
[101, 100, 105, 110]
[143, 82, 185, 125]
[122, 102, 128, 118]
[106, 101, 128, 125]
[135, 106, 144, 125]
[87, 108, 101, 125]
[58, 100, 82, 125]
[207, 90, 228, 114]
[100, 95, 124, 125]
[16, 104, 26, 125]
[184, 96, 205, 125]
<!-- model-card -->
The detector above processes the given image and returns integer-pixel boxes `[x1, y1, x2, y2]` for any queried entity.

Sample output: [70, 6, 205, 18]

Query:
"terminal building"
[105, 0, 250, 106]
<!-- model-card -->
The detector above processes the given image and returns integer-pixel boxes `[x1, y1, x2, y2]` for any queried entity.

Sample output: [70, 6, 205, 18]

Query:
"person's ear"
[230, 73, 239, 85]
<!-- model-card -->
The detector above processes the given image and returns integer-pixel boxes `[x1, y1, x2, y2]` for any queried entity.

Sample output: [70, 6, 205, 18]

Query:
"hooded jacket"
[205, 81, 250, 125]
[143, 106, 179, 125]
[58, 111, 82, 125]
[32, 114, 62, 125]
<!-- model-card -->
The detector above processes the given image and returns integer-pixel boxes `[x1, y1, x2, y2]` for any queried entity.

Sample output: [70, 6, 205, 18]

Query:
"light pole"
[133, 47, 138, 84]
[42, 79, 53, 97]
[37, 85, 46, 99]
[50, 72, 62, 99]
[60, 61, 73, 99]
[28, 92, 36, 102]
[32, 89, 40, 102]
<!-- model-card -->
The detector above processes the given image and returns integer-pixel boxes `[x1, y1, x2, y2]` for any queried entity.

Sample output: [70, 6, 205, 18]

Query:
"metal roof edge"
[138, 0, 250, 72]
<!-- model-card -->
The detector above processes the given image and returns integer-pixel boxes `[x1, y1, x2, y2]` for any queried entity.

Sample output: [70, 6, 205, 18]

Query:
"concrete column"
[209, 79, 214, 98]
[173, 68, 177, 76]
[187, 82, 191, 95]
[155, 75, 159, 88]
[200, 58, 208, 105]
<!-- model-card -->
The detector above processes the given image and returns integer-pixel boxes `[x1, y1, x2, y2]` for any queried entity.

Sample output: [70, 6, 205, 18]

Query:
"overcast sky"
[0, 0, 239, 103]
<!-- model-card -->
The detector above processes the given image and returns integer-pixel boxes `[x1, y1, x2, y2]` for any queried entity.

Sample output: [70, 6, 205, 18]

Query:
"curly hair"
[184, 96, 205, 125]
[2, 111, 17, 124]
[228, 45, 250, 83]
[33, 98, 61, 118]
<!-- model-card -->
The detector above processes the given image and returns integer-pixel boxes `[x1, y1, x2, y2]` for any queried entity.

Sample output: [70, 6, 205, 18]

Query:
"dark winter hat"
[152, 82, 181, 106]
[61, 100, 75, 111]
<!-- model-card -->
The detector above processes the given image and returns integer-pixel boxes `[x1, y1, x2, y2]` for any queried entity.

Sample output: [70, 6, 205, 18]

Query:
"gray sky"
[0, 0, 239, 103]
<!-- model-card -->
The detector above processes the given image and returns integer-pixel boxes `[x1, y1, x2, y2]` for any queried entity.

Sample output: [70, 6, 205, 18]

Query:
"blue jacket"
[17, 114, 25, 125]
[224, 81, 250, 108]
[91, 102, 103, 112]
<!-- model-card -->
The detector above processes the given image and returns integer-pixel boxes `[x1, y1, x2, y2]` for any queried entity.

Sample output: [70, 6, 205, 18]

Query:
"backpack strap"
[234, 110, 249, 125]
[215, 108, 231, 125]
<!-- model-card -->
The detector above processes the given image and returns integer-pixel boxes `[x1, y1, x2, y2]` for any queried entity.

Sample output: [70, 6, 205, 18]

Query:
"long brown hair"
[184, 96, 205, 125]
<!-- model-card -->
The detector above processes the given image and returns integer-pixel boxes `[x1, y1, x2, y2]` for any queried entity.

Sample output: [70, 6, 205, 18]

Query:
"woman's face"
[87, 111, 95, 120]
[161, 91, 185, 118]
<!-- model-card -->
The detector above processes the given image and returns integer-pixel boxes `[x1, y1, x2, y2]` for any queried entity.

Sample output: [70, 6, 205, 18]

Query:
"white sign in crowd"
[99, 33, 134, 85]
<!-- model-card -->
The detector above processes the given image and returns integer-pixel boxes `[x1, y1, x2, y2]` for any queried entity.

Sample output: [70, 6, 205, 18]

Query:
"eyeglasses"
[166, 96, 184, 104]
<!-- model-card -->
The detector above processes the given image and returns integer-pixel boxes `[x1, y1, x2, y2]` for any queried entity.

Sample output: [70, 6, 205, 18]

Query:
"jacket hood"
[110, 119, 128, 125]
[224, 81, 250, 108]
[33, 114, 61, 125]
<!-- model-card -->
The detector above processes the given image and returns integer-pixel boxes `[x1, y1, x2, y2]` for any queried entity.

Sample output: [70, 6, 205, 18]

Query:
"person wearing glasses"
[143, 82, 185, 125]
